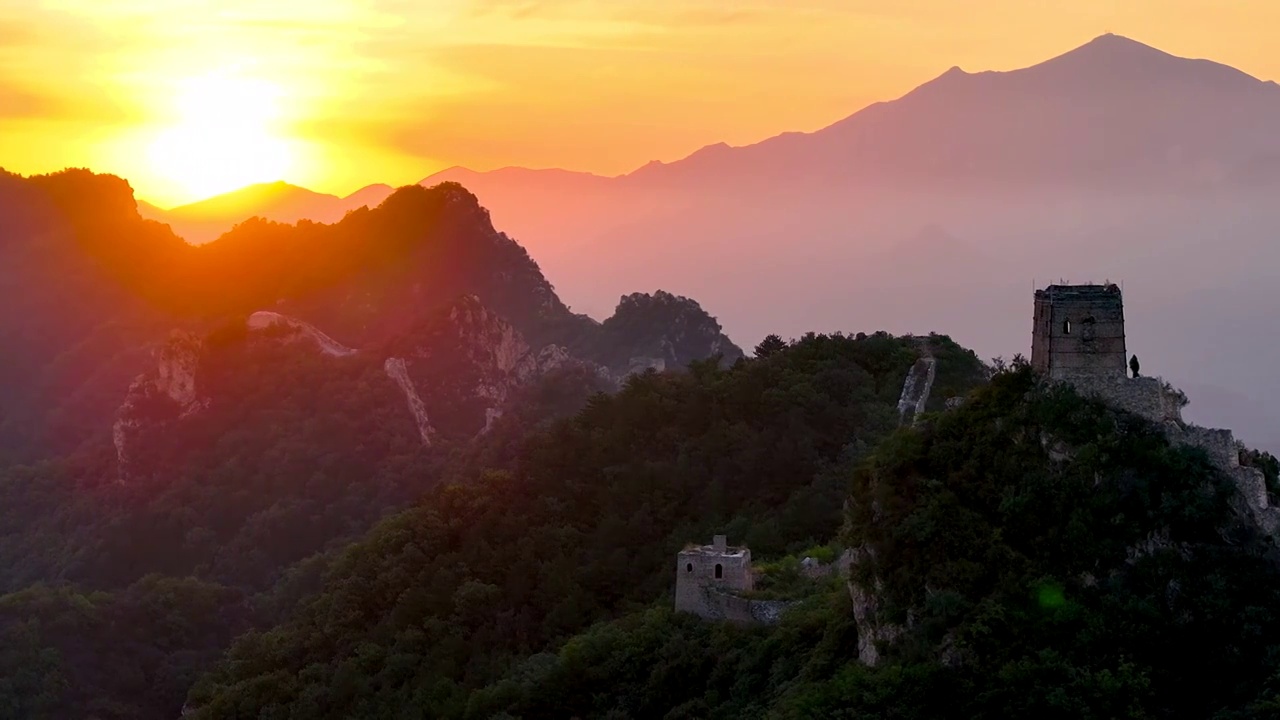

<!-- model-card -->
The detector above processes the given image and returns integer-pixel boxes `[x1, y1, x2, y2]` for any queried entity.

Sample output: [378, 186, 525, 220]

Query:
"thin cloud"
[0, 84, 56, 119]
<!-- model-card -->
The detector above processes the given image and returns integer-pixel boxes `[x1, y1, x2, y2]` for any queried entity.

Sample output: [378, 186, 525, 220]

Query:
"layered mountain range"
[133, 33, 1280, 452]
[0, 169, 740, 470]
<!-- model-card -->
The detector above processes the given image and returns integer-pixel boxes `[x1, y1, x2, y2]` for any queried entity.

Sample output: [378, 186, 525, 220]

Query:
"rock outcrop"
[113, 331, 208, 482]
[896, 340, 938, 426]
[384, 357, 434, 445]
[383, 295, 605, 443]
[841, 543, 907, 667]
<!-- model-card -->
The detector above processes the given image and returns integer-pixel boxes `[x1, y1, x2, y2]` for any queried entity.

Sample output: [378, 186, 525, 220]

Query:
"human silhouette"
[1130, 354, 1140, 378]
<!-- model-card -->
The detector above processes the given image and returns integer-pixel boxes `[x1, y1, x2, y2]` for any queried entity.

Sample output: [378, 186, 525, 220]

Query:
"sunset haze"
[4, 0, 1280, 206]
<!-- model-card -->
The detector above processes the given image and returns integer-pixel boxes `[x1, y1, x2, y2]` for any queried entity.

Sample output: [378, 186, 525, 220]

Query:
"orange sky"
[2, 0, 1279, 207]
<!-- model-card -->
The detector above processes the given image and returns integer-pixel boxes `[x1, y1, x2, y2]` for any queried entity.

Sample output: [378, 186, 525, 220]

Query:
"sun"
[146, 73, 296, 202]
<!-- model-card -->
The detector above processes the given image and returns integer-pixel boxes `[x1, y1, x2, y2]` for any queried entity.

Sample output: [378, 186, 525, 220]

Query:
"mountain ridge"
[145, 32, 1280, 235]
[0, 169, 742, 464]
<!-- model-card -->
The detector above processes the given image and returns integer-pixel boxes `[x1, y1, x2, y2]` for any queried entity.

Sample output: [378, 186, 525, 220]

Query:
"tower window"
[1063, 319, 1072, 334]
[714, 563, 723, 579]
[685, 563, 693, 573]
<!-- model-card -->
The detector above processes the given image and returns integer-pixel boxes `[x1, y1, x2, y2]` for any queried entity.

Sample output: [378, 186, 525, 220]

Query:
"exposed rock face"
[626, 356, 666, 377]
[384, 357, 433, 445]
[896, 356, 937, 426]
[113, 331, 208, 482]
[843, 546, 904, 666]
[383, 295, 603, 443]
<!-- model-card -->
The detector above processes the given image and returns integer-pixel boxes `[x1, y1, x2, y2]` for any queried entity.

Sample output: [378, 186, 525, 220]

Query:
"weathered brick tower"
[675, 535, 753, 617]
[1031, 283, 1127, 379]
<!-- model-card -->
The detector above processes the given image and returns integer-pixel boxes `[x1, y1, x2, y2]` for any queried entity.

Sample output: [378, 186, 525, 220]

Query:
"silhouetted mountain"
[0, 170, 740, 465]
[0, 169, 187, 463]
[139, 181, 396, 244]
[624, 34, 1280, 189]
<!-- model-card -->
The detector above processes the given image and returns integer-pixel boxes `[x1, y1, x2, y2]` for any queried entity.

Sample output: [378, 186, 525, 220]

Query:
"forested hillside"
[138, 332, 980, 719]
[9, 165, 1280, 720]
[417, 364, 1280, 720]
[0, 167, 756, 718]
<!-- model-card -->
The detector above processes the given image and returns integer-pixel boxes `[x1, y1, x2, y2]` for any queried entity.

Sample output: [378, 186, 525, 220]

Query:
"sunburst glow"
[145, 73, 296, 202]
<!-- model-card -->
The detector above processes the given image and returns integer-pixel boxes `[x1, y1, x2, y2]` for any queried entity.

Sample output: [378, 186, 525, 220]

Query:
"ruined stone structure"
[1069, 374, 1279, 535]
[1028, 283, 1278, 533]
[843, 285, 1280, 668]
[896, 337, 937, 426]
[675, 535, 752, 614]
[1031, 283, 1127, 379]
[675, 535, 795, 624]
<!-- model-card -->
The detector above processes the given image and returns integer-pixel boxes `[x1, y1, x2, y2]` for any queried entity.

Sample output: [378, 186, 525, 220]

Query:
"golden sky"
[2, 0, 1279, 207]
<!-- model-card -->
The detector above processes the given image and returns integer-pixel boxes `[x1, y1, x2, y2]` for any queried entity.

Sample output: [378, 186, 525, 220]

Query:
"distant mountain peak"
[1049, 32, 1175, 64]
[1026, 32, 1267, 89]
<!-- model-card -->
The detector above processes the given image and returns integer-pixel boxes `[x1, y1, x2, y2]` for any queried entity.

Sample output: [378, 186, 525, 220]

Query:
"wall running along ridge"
[383, 357, 433, 445]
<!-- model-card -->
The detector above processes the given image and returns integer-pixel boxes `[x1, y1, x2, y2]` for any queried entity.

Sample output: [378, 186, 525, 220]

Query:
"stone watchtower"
[1031, 283, 1127, 379]
[675, 535, 753, 617]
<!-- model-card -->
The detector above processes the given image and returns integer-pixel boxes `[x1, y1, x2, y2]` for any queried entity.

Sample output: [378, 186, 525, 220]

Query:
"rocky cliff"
[380, 295, 606, 445]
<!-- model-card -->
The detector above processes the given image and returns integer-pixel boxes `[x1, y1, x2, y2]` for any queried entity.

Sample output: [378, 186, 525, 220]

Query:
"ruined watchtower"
[675, 535, 753, 617]
[1031, 283, 1127, 379]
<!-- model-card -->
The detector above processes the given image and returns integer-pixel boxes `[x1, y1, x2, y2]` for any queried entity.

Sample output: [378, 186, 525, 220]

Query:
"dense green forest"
[182, 331, 981, 718]
[8, 320, 1280, 719]
[0, 578, 250, 720]
[389, 363, 1280, 720]
[0, 331, 982, 718]
[460, 365, 1280, 719]
[8, 208, 1280, 718]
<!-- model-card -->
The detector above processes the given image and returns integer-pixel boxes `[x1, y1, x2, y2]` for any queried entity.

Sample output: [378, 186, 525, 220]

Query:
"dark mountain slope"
[181, 333, 985, 718]
[0, 170, 740, 465]
[450, 364, 1280, 719]
[0, 169, 186, 463]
